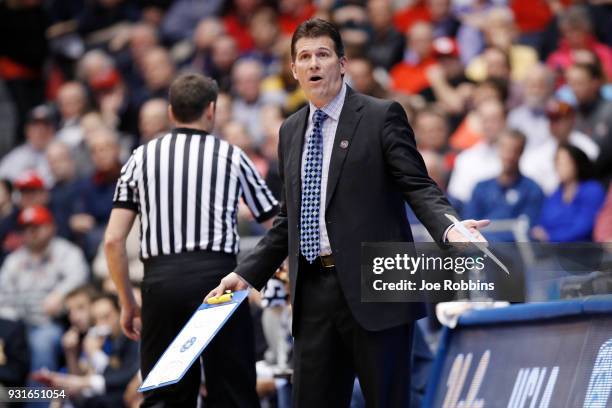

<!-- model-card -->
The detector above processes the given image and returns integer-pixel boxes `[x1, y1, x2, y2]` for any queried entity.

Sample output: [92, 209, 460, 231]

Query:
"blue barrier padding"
[582, 295, 612, 313]
[422, 327, 451, 408]
[457, 295, 612, 327]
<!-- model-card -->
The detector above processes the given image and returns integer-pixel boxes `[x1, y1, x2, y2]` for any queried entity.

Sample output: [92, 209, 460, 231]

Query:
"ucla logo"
[180, 337, 197, 352]
[583, 339, 612, 408]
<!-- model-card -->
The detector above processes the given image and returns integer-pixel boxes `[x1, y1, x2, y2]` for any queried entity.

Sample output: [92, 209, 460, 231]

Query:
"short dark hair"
[168, 73, 218, 123]
[500, 128, 527, 152]
[65, 284, 99, 302]
[93, 292, 120, 312]
[556, 143, 593, 181]
[291, 18, 344, 61]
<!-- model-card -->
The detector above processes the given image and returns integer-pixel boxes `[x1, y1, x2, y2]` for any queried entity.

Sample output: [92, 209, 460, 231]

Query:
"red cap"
[14, 171, 45, 190]
[432, 37, 459, 58]
[546, 100, 575, 120]
[18, 205, 54, 226]
[89, 69, 121, 92]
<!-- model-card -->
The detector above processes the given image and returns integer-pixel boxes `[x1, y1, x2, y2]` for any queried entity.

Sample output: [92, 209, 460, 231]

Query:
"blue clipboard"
[138, 290, 249, 392]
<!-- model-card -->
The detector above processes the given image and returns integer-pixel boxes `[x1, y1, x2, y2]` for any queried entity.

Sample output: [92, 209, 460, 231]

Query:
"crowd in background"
[0, 0, 611, 406]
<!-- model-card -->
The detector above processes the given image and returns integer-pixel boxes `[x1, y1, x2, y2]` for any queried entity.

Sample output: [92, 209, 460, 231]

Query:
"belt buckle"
[319, 255, 335, 268]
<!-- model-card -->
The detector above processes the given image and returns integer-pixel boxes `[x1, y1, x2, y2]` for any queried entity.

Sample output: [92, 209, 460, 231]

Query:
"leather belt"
[318, 254, 335, 268]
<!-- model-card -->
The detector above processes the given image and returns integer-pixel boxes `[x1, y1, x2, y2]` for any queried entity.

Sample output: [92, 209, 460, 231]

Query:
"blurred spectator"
[246, 8, 281, 76]
[0, 314, 30, 389]
[390, 21, 437, 95]
[393, 0, 431, 34]
[159, 0, 224, 44]
[222, 0, 263, 52]
[507, 64, 556, 150]
[138, 98, 169, 144]
[594, 182, 612, 242]
[479, 46, 523, 109]
[223, 121, 268, 177]
[137, 46, 176, 103]
[465, 7, 538, 83]
[0, 0, 48, 143]
[346, 57, 388, 99]
[89, 68, 140, 137]
[184, 17, 225, 73]
[76, 49, 116, 85]
[421, 37, 474, 128]
[76, 0, 141, 45]
[427, 0, 460, 39]
[231, 58, 274, 146]
[213, 92, 234, 136]
[333, 5, 369, 58]
[546, 5, 612, 81]
[278, 0, 316, 35]
[0, 171, 50, 263]
[261, 40, 307, 115]
[521, 100, 600, 194]
[0, 105, 54, 184]
[55, 81, 89, 150]
[208, 35, 240, 92]
[532, 144, 606, 242]
[70, 128, 121, 259]
[37, 293, 139, 407]
[464, 129, 544, 241]
[555, 49, 612, 105]
[414, 106, 450, 154]
[421, 150, 448, 190]
[62, 285, 98, 376]
[0, 205, 88, 373]
[448, 98, 506, 204]
[365, 0, 404, 70]
[47, 141, 81, 240]
[114, 22, 160, 93]
[565, 63, 612, 146]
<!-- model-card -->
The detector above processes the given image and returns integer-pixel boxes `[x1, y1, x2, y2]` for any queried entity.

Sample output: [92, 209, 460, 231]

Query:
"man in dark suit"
[207, 18, 488, 407]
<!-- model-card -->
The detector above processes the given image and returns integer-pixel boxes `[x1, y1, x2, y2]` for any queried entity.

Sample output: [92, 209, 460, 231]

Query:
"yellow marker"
[206, 291, 233, 305]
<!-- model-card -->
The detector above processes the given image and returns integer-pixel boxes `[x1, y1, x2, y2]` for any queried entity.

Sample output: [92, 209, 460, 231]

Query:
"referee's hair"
[168, 73, 219, 123]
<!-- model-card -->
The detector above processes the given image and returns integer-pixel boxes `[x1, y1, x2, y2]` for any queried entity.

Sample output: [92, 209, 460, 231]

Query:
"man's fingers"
[464, 219, 490, 229]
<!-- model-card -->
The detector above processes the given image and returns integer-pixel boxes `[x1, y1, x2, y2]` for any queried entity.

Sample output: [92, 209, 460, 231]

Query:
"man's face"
[498, 134, 524, 175]
[26, 122, 54, 151]
[19, 189, 49, 208]
[23, 223, 55, 252]
[566, 66, 598, 104]
[65, 293, 92, 333]
[415, 113, 447, 151]
[478, 101, 506, 143]
[347, 60, 373, 94]
[92, 298, 120, 335]
[292, 36, 346, 107]
[89, 135, 119, 172]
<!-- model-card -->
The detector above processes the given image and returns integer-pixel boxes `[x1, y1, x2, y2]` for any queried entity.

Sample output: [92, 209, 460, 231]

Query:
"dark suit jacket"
[236, 86, 457, 331]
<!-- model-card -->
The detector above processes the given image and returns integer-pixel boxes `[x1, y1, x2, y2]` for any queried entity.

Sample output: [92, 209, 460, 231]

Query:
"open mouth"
[309, 75, 323, 83]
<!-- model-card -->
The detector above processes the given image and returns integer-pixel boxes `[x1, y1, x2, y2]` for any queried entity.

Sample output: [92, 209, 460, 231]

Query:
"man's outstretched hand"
[204, 272, 250, 302]
[447, 219, 490, 244]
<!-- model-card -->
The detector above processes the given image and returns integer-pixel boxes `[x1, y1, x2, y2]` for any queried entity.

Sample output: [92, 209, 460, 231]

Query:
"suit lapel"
[325, 87, 363, 210]
[289, 106, 309, 208]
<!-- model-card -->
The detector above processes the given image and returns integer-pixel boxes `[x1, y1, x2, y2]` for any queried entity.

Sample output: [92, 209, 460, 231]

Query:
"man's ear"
[291, 62, 298, 80]
[339, 56, 347, 76]
[167, 105, 175, 124]
[206, 101, 216, 120]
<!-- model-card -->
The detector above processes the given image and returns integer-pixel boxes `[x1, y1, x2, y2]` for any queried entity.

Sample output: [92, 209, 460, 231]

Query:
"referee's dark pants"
[140, 251, 260, 408]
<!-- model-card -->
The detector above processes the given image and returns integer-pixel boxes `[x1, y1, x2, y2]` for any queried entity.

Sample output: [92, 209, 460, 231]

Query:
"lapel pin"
[340, 140, 349, 149]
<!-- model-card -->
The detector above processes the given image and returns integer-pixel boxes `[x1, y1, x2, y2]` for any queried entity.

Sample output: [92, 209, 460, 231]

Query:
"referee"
[104, 73, 278, 407]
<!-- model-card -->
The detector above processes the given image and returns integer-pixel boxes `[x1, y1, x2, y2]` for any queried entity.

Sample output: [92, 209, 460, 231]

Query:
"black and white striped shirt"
[113, 127, 279, 259]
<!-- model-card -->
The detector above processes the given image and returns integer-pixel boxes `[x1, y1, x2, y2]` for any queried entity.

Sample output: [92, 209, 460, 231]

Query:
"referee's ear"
[205, 101, 216, 122]
[167, 105, 176, 125]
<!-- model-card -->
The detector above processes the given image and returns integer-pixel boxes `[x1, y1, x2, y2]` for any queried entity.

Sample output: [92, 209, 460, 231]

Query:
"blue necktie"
[300, 109, 328, 263]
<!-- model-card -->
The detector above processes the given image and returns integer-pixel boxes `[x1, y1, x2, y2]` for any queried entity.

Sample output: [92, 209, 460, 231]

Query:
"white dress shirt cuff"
[442, 224, 455, 243]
